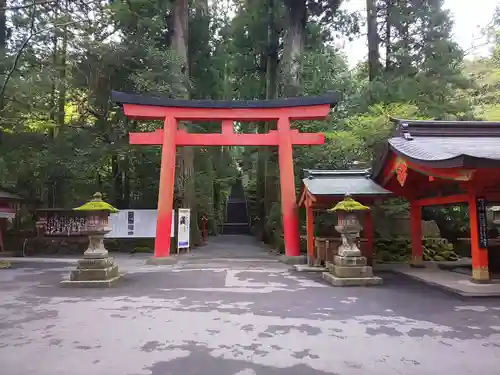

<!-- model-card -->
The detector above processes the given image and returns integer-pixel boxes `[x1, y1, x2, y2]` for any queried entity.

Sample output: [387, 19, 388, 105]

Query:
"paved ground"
[1, 235, 500, 375]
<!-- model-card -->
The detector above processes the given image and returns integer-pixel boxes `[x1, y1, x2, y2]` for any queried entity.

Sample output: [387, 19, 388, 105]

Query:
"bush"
[374, 237, 460, 262]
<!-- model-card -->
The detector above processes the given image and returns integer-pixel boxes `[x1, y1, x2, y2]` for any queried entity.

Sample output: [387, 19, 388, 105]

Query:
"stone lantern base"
[61, 236, 121, 288]
[322, 253, 382, 287]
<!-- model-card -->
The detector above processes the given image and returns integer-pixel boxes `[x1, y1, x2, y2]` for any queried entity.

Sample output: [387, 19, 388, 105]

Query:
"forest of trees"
[1, 0, 500, 250]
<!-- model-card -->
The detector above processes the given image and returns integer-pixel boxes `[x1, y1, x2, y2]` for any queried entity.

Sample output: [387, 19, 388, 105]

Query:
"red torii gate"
[112, 91, 338, 259]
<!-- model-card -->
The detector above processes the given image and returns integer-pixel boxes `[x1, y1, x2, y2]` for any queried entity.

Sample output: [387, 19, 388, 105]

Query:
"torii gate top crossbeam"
[111, 91, 339, 121]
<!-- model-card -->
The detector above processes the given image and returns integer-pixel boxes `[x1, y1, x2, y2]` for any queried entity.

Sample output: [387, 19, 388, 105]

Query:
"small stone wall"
[21, 237, 154, 256]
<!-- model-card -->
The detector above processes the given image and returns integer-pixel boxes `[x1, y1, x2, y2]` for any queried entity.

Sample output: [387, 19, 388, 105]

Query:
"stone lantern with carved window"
[61, 193, 121, 287]
[322, 194, 382, 287]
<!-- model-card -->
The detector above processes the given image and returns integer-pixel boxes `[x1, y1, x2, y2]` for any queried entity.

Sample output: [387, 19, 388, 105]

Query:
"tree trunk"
[366, 0, 381, 81]
[0, 0, 6, 67]
[171, 0, 202, 246]
[0, 0, 5, 113]
[385, 0, 393, 71]
[396, 0, 411, 72]
[263, 0, 279, 242]
[112, 155, 123, 208]
[56, 22, 67, 129]
[47, 1, 61, 208]
[282, 0, 306, 97]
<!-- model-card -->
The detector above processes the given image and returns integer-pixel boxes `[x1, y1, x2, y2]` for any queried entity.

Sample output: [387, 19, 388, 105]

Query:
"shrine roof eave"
[371, 118, 500, 182]
[301, 169, 392, 197]
[0, 188, 25, 201]
[112, 91, 339, 110]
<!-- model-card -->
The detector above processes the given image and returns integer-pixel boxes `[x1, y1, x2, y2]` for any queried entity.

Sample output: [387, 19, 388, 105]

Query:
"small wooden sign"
[476, 197, 488, 249]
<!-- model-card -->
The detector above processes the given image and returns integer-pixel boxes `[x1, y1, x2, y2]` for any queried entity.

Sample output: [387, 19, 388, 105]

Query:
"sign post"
[476, 197, 488, 249]
[177, 208, 191, 253]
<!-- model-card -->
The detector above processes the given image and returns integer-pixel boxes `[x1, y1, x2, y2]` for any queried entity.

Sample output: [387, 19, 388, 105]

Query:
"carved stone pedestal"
[322, 254, 382, 286]
[61, 234, 121, 288]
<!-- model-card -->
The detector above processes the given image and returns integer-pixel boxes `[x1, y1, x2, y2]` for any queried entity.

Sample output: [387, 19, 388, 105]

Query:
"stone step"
[70, 264, 119, 281]
[322, 272, 383, 286]
[333, 255, 367, 266]
[332, 265, 373, 278]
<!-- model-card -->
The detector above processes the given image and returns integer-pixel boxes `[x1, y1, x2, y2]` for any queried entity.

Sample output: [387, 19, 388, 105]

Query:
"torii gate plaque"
[112, 91, 338, 259]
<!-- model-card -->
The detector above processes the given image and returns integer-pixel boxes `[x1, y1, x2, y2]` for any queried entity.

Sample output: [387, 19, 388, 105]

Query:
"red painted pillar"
[409, 202, 424, 267]
[468, 193, 490, 282]
[277, 117, 300, 257]
[154, 117, 177, 257]
[364, 211, 374, 265]
[306, 200, 314, 264]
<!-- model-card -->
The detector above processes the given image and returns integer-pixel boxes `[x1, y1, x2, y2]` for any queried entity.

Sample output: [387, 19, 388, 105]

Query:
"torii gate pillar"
[112, 91, 338, 259]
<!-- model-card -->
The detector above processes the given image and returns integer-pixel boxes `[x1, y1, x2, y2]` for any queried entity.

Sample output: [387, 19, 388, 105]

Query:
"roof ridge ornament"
[401, 122, 413, 140]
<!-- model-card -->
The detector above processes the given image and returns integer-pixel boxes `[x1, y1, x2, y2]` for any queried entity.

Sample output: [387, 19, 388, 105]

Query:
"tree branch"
[2, 0, 57, 11]
[0, 20, 76, 103]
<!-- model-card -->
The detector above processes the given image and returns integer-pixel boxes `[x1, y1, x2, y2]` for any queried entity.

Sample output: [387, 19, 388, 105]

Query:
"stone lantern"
[322, 194, 382, 286]
[61, 193, 121, 287]
[490, 206, 500, 227]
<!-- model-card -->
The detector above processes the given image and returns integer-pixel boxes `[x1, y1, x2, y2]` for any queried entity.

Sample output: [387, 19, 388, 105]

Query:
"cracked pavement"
[0, 235, 499, 374]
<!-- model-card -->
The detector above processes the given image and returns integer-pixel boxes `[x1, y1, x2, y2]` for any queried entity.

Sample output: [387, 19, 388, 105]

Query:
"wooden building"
[298, 169, 392, 265]
[372, 118, 500, 283]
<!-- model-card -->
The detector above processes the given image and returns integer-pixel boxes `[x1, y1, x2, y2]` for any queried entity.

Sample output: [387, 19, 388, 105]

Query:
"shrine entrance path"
[176, 234, 279, 264]
[1, 236, 500, 375]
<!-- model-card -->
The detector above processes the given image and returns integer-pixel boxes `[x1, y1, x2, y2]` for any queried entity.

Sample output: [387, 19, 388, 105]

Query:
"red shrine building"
[0, 188, 23, 252]
[298, 169, 392, 266]
[372, 118, 500, 283]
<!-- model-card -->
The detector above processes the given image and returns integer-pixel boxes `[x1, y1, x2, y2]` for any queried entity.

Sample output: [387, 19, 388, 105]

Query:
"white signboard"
[0, 212, 15, 219]
[177, 208, 190, 249]
[106, 210, 175, 238]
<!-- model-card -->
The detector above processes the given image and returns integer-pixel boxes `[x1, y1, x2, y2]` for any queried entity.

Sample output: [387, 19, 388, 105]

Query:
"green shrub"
[374, 237, 460, 262]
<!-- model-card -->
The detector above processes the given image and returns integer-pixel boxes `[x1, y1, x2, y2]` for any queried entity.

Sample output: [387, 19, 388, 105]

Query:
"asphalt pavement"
[0, 235, 499, 375]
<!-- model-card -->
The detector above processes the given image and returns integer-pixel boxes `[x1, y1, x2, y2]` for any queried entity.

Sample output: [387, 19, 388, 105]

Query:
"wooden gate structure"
[112, 91, 338, 259]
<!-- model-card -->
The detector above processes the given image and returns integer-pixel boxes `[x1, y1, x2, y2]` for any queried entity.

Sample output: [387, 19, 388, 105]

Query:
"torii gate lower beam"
[112, 91, 338, 259]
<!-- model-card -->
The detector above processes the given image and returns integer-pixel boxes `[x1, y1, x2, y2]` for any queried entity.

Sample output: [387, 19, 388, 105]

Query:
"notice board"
[106, 209, 175, 238]
[476, 197, 488, 249]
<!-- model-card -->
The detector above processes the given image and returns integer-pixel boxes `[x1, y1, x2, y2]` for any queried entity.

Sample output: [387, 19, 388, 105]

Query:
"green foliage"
[375, 237, 460, 263]
[0, 0, 497, 252]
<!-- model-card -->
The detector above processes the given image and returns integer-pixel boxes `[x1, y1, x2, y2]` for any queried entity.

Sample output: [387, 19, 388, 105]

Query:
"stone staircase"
[222, 178, 250, 235]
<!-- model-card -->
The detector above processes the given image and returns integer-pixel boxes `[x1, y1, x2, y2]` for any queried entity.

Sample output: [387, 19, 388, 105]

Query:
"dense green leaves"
[1, 0, 499, 248]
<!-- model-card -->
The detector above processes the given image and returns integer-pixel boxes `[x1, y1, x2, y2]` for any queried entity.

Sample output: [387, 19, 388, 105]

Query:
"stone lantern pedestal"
[61, 193, 121, 288]
[322, 194, 382, 287]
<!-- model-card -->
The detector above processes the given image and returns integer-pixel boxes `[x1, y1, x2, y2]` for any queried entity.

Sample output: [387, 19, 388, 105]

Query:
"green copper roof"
[302, 169, 391, 196]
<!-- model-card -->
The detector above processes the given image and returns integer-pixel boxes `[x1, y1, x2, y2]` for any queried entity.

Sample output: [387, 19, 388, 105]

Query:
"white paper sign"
[0, 212, 15, 219]
[177, 208, 190, 249]
[106, 209, 175, 238]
